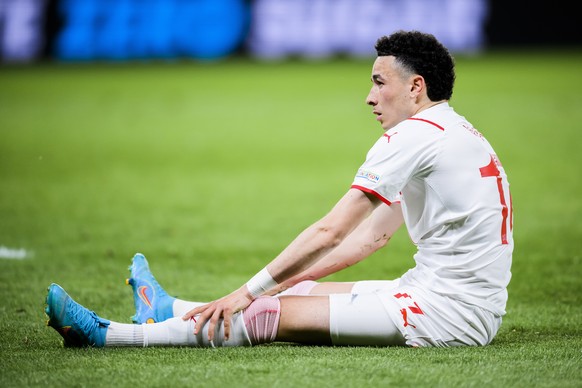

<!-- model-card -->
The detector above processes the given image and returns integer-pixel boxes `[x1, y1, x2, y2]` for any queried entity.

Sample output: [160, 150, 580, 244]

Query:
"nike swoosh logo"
[138, 286, 153, 309]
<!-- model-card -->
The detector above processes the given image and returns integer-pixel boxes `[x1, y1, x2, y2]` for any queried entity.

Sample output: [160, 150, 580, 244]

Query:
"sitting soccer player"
[45, 30, 513, 348]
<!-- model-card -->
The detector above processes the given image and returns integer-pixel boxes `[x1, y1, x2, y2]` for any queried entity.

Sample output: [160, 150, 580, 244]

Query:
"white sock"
[142, 315, 252, 347]
[106, 322, 145, 346]
[172, 299, 205, 317]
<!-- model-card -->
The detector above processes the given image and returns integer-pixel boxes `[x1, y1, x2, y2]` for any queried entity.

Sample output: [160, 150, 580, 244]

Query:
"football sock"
[142, 313, 251, 347]
[106, 314, 252, 347]
[106, 298, 281, 347]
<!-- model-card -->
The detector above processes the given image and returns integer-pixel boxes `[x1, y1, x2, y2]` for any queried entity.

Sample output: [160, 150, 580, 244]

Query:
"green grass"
[1, 51, 581, 387]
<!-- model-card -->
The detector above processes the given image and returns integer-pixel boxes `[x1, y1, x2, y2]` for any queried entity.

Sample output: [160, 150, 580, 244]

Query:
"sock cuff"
[243, 296, 281, 345]
[106, 322, 145, 347]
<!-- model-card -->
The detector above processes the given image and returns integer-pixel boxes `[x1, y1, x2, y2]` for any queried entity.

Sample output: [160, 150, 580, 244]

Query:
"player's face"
[366, 56, 417, 131]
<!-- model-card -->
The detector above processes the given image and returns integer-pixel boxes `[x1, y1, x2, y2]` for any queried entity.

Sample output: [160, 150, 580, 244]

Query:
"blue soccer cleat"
[126, 253, 175, 324]
[45, 283, 110, 347]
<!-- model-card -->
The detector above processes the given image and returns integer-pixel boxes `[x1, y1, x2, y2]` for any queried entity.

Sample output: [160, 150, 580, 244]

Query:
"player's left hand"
[182, 285, 254, 343]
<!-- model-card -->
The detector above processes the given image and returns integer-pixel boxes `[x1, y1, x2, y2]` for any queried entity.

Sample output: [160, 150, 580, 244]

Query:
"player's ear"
[410, 75, 424, 95]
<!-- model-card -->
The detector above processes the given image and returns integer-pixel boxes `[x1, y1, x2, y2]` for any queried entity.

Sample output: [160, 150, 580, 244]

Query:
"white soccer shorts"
[329, 280, 502, 347]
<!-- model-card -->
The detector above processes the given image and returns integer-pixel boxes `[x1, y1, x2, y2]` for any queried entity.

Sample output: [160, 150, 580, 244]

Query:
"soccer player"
[45, 30, 513, 348]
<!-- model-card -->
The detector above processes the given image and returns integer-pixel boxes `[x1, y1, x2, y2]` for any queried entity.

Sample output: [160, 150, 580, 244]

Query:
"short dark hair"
[375, 30, 455, 101]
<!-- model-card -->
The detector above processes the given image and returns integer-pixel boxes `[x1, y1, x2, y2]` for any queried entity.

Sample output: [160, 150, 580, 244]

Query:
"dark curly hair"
[375, 30, 455, 101]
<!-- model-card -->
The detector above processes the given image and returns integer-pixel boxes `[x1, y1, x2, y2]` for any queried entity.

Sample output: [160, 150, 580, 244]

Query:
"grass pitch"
[1, 51, 581, 387]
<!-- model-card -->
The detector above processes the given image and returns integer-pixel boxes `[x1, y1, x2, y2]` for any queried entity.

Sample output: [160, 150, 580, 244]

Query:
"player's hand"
[182, 285, 254, 343]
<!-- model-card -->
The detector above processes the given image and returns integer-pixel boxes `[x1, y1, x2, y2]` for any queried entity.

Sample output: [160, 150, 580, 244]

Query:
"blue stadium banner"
[51, 0, 489, 62]
[54, 0, 249, 61]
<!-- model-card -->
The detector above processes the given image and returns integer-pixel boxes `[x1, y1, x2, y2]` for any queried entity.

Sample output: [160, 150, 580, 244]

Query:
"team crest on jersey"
[356, 169, 380, 183]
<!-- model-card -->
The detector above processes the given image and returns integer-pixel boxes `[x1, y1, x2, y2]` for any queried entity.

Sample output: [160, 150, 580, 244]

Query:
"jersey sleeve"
[351, 121, 443, 205]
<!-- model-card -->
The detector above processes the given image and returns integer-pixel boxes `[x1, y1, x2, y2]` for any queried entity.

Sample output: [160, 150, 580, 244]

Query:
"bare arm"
[269, 202, 404, 293]
[182, 188, 380, 339]
[264, 188, 381, 283]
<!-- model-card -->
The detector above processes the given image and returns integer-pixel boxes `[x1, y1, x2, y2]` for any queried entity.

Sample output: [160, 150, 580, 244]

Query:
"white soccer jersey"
[352, 102, 513, 317]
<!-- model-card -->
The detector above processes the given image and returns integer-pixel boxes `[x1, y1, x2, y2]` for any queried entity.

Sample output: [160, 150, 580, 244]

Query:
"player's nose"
[366, 89, 377, 106]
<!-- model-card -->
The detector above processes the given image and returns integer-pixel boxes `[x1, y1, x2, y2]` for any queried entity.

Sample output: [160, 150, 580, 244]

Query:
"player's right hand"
[182, 285, 254, 343]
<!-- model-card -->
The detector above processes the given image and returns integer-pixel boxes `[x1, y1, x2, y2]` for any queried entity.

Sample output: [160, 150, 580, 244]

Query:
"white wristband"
[246, 268, 278, 298]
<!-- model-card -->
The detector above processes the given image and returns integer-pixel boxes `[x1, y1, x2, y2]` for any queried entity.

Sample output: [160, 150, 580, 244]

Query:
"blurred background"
[0, 0, 580, 64]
